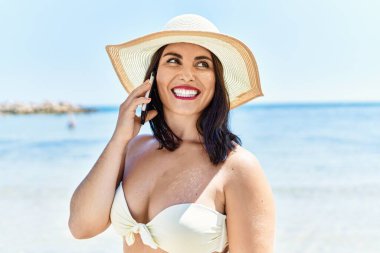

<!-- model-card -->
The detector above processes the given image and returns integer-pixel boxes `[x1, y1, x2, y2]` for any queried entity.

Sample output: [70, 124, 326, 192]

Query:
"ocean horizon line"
[82, 100, 380, 111]
[1, 100, 379, 115]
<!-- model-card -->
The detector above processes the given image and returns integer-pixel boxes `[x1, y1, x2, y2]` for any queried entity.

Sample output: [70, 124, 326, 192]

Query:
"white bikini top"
[110, 182, 228, 253]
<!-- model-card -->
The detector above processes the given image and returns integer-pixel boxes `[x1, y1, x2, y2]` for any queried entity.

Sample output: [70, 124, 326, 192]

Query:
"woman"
[69, 14, 275, 253]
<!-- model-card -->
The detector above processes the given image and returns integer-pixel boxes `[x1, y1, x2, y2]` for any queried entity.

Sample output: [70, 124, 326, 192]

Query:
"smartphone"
[140, 71, 155, 125]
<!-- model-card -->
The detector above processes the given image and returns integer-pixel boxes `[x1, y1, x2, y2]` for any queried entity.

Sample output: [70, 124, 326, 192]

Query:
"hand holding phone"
[140, 72, 155, 125]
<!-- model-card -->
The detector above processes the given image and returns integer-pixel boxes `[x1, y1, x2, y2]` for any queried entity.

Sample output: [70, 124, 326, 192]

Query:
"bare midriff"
[122, 237, 228, 253]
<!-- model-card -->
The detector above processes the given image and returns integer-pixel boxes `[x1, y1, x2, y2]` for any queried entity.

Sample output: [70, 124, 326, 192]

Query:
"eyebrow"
[162, 52, 212, 62]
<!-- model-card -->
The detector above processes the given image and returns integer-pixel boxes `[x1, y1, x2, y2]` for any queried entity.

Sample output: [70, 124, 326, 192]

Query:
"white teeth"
[173, 88, 199, 97]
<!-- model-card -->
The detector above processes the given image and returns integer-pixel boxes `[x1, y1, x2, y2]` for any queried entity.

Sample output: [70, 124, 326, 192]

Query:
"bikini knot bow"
[125, 223, 158, 249]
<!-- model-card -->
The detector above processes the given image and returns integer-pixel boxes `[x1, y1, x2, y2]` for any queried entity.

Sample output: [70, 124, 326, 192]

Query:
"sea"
[0, 102, 379, 253]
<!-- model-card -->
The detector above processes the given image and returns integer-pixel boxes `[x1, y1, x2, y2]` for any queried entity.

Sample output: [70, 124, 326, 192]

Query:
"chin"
[165, 105, 204, 116]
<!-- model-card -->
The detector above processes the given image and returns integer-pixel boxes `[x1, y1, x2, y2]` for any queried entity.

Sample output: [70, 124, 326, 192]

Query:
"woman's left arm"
[225, 149, 276, 253]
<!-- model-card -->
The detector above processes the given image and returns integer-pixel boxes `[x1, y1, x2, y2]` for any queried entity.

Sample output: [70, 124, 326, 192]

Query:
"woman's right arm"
[68, 80, 157, 239]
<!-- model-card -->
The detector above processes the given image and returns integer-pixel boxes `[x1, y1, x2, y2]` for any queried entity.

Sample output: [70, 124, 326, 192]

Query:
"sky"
[0, 0, 379, 106]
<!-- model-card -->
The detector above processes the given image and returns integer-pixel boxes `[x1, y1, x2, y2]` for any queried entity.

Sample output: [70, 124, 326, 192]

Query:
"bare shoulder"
[224, 144, 263, 180]
[126, 134, 156, 154]
[223, 143, 272, 201]
[122, 134, 157, 179]
[223, 144, 276, 252]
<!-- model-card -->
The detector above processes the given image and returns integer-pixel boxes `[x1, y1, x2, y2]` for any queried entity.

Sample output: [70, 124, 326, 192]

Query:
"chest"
[122, 144, 227, 224]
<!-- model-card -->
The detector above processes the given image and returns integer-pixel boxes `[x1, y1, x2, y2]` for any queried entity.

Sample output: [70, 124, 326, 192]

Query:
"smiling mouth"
[171, 88, 200, 99]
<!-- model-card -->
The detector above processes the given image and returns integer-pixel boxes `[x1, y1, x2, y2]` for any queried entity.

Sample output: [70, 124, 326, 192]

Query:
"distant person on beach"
[69, 14, 275, 253]
[67, 112, 76, 129]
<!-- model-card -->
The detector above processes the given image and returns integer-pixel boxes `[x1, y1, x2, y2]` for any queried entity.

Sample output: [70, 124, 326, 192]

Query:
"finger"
[145, 110, 158, 122]
[128, 96, 152, 113]
[122, 82, 152, 107]
[129, 80, 152, 97]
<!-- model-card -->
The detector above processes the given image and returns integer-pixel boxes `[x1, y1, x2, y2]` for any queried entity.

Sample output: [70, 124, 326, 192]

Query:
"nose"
[179, 66, 195, 82]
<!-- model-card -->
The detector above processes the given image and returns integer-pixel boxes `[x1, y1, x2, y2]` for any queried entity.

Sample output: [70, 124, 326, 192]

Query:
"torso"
[120, 134, 235, 253]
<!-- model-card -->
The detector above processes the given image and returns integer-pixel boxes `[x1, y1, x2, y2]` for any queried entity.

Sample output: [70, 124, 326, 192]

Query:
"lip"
[171, 85, 201, 100]
[171, 85, 201, 92]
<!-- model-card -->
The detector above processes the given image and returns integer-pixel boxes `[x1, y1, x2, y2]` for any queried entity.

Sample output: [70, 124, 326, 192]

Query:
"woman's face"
[156, 43, 216, 116]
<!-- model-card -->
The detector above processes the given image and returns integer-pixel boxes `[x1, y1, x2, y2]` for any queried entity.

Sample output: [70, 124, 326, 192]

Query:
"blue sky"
[0, 0, 379, 105]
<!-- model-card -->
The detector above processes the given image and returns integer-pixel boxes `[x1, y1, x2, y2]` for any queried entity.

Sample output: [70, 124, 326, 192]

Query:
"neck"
[163, 110, 204, 144]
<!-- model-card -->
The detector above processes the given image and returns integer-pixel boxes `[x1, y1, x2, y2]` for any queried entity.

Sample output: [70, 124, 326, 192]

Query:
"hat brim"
[106, 30, 263, 109]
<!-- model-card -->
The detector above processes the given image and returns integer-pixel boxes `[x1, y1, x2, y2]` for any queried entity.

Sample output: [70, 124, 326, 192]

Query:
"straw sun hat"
[106, 14, 263, 109]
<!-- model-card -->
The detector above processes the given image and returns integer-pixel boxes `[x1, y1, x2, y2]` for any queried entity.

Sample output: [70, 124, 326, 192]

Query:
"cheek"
[202, 72, 216, 93]
[156, 70, 166, 90]
[155, 71, 172, 99]
[156, 70, 164, 85]
[156, 67, 174, 87]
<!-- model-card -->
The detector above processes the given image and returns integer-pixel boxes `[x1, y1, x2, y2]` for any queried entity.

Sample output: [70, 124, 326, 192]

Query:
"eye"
[167, 58, 180, 64]
[196, 61, 210, 68]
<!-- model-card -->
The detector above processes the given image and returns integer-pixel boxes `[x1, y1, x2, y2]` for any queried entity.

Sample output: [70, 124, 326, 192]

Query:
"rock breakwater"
[0, 101, 96, 115]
